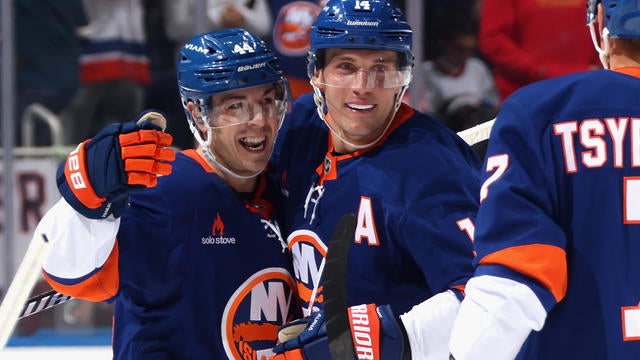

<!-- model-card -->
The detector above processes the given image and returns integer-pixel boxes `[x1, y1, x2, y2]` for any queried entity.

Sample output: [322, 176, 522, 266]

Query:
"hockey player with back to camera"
[33, 28, 300, 359]
[448, 0, 640, 359]
[268, 0, 481, 359]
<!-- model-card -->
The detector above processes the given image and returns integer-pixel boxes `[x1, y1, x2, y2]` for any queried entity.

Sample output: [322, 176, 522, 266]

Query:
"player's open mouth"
[240, 136, 266, 151]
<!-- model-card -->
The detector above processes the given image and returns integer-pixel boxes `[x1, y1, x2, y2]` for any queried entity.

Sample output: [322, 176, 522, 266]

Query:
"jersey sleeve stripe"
[42, 242, 120, 302]
[478, 243, 567, 302]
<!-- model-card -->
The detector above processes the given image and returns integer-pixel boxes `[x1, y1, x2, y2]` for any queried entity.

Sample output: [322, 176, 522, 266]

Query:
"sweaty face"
[207, 83, 282, 176]
[314, 49, 402, 153]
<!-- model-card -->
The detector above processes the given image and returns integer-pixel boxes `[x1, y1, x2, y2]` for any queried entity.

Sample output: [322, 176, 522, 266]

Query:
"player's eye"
[335, 62, 358, 73]
[223, 100, 249, 115]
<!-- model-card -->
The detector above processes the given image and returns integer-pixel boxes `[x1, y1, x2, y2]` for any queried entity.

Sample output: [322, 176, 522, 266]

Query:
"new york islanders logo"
[272, 2, 321, 56]
[286, 229, 327, 316]
[222, 268, 297, 359]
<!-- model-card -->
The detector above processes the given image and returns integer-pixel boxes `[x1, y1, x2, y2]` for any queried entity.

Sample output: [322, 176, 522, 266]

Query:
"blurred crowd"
[12, 0, 598, 152]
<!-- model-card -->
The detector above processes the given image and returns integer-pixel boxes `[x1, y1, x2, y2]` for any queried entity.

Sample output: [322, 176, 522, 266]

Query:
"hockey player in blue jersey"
[449, 1, 640, 359]
[34, 29, 299, 359]
[268, 0, 481, 358]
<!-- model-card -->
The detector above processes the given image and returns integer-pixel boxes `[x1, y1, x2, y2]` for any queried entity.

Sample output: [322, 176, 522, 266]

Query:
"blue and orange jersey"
[271, 93, 481, 316]
[472, 67, 640, 358]
[44, 150, 299, 359]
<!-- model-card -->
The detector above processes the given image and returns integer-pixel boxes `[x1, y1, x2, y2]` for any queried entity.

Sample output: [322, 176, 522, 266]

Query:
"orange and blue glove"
[270, 304, 411, 360]
[57, 110, 175, 219]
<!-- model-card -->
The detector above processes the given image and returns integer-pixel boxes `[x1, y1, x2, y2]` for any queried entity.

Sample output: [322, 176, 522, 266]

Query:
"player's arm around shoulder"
[40, 197, 121, 302]
[41, 110, 175, 302]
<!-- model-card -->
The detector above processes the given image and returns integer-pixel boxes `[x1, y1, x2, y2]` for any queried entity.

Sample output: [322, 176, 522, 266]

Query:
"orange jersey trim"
[450, 284, 466, 296]
[478, 243, 567, 302]
[316, 103, 415, 183]
[614, 67, 640, 79]
[183, 149, 214, 172]
[43, 241, 120, 302]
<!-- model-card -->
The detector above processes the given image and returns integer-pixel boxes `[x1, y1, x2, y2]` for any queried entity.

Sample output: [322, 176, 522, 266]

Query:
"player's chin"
[243, 156, 270, 174]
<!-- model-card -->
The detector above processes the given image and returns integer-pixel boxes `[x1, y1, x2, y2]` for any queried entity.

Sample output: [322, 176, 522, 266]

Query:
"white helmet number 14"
[354, 1, 371, 11]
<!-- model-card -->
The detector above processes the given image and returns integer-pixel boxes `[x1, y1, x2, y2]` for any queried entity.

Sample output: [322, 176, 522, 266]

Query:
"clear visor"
[202, 82, 289, 129]
[317, 67, 412, 89]
[209, 98, 287, 129]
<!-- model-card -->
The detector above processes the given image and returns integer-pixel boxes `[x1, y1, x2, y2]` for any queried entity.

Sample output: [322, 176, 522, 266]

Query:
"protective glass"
[210, 98, 286, 128]
[317, 66, 412, 89]
[203, 81, 289, 129]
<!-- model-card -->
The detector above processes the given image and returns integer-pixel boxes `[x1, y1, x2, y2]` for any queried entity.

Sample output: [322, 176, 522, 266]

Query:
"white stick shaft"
[0, 232, 52, 350]
[305, 257, 325, 317]
[457, 118, 495, 146]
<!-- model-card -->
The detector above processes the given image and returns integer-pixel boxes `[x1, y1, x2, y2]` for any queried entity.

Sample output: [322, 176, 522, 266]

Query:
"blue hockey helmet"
[587, 0, 640, 38]
[308, 0, 413, 76]
[177, 28, 289, 115]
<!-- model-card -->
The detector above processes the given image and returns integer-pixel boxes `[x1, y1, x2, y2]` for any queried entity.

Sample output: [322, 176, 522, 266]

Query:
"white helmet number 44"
[233, 42, 256, 55]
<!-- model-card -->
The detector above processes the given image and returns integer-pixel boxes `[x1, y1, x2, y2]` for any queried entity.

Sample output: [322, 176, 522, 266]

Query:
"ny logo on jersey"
[287, 229, 327, 315]
[223, 269, 297, 359]
[354, 0, 371, 11]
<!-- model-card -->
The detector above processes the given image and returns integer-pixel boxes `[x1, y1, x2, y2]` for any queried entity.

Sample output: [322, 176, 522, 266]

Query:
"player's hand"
[269, 304, 410, 360]
[57, 110, 175, 219]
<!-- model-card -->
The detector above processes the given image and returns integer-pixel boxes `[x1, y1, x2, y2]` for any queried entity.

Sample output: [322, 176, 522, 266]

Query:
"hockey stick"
[0, 232, 53, 350]
[323, 213, 358, 360]
[457, 118, 495, 146]
[18, 289, 72, 320]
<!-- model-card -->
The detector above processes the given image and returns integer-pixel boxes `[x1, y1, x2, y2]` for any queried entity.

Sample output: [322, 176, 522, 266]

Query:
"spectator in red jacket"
[478, 0, 599, 99]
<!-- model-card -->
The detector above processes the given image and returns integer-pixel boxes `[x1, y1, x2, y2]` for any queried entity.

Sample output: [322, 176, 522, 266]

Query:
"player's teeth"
[348, 104, 374, 110]
[241, 136, 265, 145]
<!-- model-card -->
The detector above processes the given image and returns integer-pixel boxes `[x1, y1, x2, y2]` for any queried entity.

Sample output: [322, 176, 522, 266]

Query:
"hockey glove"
[270, 304, 411, 360]
[57, 110, 175, 219]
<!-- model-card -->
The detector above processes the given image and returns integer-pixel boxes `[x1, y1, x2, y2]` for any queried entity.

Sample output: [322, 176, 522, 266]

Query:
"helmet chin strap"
[310, 81, 408, 151]
[189, 119, 263, 180]
[589, 24, 611, 69]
